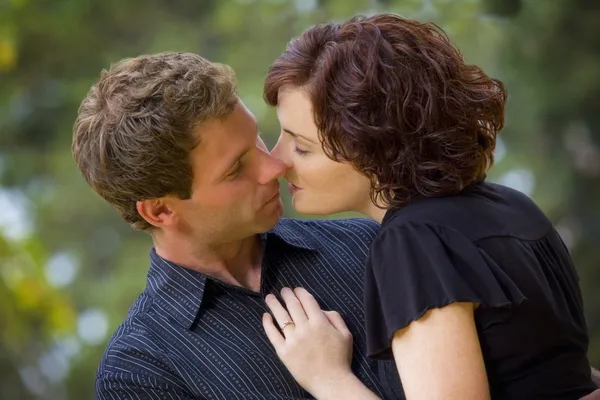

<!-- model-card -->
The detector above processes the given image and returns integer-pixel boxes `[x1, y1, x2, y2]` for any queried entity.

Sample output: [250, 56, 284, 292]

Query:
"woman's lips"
[288, 182, 302, 195]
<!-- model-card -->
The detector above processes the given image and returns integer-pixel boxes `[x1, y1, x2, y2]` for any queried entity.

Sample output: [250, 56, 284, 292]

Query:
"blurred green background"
[1, 0, 599, 398]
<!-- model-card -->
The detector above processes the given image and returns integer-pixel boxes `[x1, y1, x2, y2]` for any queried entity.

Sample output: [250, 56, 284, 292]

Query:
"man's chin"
[257, 200, 284, 231]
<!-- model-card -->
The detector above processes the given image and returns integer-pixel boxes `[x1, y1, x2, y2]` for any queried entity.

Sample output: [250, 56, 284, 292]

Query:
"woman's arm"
[591, 367, 600, 387]
[263, 287, 380, 400]
[391, 302, 490, 400]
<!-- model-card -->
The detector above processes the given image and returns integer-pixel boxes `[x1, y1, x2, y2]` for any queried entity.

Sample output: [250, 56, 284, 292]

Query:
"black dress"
[364, 180, 598, 399]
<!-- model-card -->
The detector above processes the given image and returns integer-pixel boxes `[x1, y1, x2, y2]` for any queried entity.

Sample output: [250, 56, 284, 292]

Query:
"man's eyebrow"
[283, 128, 318, 144]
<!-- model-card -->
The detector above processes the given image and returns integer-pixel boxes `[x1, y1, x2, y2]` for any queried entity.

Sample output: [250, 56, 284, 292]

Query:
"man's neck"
[154, 233, 263, 292]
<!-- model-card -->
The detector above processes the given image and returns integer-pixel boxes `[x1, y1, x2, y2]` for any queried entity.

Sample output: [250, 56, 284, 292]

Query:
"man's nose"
[258, 147, 289, 184]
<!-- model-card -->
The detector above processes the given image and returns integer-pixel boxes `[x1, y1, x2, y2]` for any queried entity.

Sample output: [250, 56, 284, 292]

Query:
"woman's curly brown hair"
[264, 13, 507, 208]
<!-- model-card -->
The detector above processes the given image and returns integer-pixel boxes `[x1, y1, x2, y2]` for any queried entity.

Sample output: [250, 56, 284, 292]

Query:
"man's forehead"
[190, 131, 244, 171]
[189, 108, 257, 179]
[193, 110, 256, 151]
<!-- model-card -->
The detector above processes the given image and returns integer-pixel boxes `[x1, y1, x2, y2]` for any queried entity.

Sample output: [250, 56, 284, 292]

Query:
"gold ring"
[281, 321, 295, 329]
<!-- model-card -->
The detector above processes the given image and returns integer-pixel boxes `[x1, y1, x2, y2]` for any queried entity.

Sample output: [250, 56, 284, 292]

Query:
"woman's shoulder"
[381, 182, 553, 243]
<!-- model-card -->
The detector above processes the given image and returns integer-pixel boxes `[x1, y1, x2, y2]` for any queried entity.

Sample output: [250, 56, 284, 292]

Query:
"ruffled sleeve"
[364, 221, 527, 359]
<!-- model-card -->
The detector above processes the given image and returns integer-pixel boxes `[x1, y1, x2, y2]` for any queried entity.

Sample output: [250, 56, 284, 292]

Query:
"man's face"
[167, 101, 286, 243]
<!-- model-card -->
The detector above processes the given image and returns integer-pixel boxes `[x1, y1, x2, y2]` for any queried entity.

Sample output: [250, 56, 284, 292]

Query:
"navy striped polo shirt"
[95, 217, 389, 399]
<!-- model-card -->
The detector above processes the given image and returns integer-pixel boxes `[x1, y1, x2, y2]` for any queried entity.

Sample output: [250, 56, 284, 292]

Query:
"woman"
[260, 13, 598, 400]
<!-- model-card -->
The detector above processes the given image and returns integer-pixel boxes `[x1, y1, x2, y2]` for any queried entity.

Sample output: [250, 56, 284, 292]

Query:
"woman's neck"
[361, 201, 388, 224]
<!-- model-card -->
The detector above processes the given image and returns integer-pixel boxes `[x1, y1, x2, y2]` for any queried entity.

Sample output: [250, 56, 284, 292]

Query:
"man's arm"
[96, 372, 198, 400]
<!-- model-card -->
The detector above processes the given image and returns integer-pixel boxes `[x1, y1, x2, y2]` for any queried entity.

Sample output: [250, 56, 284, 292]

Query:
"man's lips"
[266, 190, 280, 202]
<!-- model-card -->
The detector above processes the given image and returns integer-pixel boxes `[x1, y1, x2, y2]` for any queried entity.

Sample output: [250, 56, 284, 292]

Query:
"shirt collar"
[146, 218, 318, 329]
[147, 248, 208, 329]
[268, 218, 319, 251]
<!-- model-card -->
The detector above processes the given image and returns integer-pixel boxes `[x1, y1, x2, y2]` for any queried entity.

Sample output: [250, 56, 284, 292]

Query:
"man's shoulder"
[95, 304, 189, 396]
[97, 295, 169, 376]
[277, 217, 380, 245]
[280, 216, 378, 232]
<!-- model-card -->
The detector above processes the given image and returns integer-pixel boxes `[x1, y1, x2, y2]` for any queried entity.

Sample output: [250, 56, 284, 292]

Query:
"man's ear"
[136, 198, 177, 229]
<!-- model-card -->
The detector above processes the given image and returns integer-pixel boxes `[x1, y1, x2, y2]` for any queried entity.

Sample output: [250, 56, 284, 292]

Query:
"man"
[73, 52, 391, 399]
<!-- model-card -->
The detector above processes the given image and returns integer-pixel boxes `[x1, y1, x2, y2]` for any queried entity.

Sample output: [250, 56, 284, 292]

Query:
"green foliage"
[0, 234, 77, 398]
[1, 0, 599, 398]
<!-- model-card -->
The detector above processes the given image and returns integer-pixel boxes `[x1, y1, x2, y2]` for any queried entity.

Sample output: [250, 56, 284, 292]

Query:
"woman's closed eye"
[294, 146, 309, 156]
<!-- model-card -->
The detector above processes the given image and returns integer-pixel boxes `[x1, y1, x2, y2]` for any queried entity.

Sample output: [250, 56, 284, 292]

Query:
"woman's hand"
[262, 287, 357, 398]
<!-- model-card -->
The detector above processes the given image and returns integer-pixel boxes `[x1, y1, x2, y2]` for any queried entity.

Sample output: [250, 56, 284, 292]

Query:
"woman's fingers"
[281, 287, 308, 324]
[265, 294, 296, 334]
[261, 291, 356, 397]
[263, 313, 285, 349]
[265, 287, 336, 341]
[294, 287, 327, 322]
[324, 311, 352, 337]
